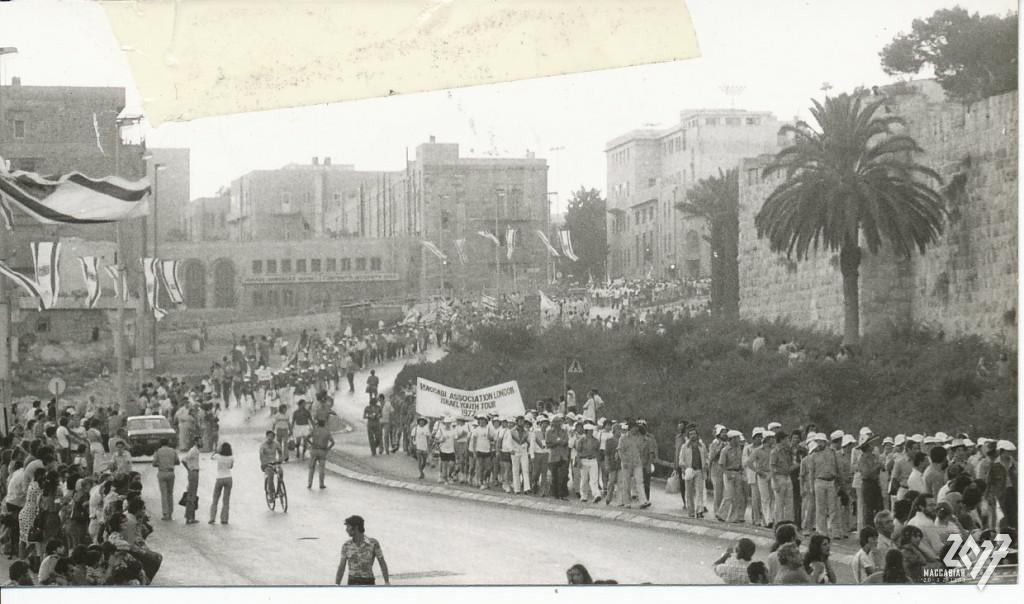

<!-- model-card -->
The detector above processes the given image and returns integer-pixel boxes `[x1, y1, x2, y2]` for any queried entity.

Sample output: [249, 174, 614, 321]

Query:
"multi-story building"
[147, 147, 190, 243]
[184, 195, 230, 242]
[605, 109, 783, 280]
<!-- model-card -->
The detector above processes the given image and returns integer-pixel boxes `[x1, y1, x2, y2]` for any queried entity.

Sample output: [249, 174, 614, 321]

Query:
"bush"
[395, 317, 1017, 461]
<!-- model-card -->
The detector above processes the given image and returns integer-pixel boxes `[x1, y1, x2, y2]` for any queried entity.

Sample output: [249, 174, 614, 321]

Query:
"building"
[605, 109, 783, 280]
[147, 147, 190, 243]
[184, 195, 230, 242]
[738, 82, 1018, 345]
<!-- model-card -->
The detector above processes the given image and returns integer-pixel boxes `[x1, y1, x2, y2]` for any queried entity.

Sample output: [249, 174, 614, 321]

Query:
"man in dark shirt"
[291, 400, 313, 460]
[363, 400, 382, 456]
[546, 416, 570, 500]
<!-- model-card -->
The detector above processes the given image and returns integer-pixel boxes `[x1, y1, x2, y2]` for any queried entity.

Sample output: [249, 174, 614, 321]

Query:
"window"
[267, 290, 279, 306]
[283, 290, 295, 306]
[296, 259, 306, 273]
[340, 258, 351, 271]
[355, 257, 367, 271]
[746, 117, 760, 125]
[705, 117, 719, 126]
[253, 291, 264, 306]
[12, 120, 25, 139]
[509, 188, 523, 218]
[252, 260, 263, 274]
[36, 318, 50, 333]
[647, 177, 656, 187]
[370, 257, 382, 271]
[333, 192, 341, 204]
[326, 258, 337, 272]
[281, 259, 292, 273]
[266, 259, 277, 274]
[311, 259, 321, 272]
[726, 117, 741, 126]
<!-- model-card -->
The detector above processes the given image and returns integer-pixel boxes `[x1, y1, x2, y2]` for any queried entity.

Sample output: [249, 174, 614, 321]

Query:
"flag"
[587, 271, 594, 288]
[0, 158, 150, 225]
[0, 195, 12, 231]
[420, 240, 448, 261]
[477, 230, 500, 246]
[558, 229, 578, 262]
[535, 230, 560, 257]
[505, 226, 517, 260]
[539, 290, 559, 327]
[31, 241, 61, 309]
[158, 259, 185, 305]
[140, 258, 168, 321]
[105, 265, 129, 303]
[480, 294, 498, 311]
[0, 261, 45, 310]
[92, 113, 105, 154]
[453, 239, 468, 265]
[78, 256, 101, 309]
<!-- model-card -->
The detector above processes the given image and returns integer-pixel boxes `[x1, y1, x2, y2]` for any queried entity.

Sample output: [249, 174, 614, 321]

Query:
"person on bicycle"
[306, 418, 335, 490]
[259, 430, 284, 493]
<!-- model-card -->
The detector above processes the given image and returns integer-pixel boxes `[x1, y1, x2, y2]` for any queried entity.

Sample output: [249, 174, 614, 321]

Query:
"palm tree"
[755, 93, 946, 347]
[675, 168, 739, 318]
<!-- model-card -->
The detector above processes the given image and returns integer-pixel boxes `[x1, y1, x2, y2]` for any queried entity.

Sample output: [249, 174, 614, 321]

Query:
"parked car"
[125, 415, 177, 456]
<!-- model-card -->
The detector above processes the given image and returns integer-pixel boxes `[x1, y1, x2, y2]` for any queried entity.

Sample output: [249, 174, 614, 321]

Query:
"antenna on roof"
[719, 85, 746, 109]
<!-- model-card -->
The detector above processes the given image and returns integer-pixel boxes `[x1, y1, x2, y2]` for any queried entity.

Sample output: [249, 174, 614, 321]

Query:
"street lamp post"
[0, 47, 18, 435]
[150, 163, 164, 375]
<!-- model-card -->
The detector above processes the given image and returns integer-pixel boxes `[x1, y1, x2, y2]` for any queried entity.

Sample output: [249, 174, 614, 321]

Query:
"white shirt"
[907, 468, 927, 493]
[412, 425, 431, 451]
[215, 455, 234, 479]
[851, 548, 876, 583]
[55, 425, 71, 449]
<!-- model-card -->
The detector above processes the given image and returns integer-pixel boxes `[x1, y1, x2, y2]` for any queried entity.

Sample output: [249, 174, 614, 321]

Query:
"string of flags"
[422, 226, 576, 265]
[558, 229, 579, 262]
[0, 240, 186, 318]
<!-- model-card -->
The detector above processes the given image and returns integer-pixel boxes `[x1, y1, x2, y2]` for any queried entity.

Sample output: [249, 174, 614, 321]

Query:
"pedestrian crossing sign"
[567, 359, 584, 374]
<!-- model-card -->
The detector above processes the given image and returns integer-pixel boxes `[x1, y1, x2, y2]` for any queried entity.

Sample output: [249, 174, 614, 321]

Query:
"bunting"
[105, 265, 129, 303]
[0, 195, 12, 231]
[558, 229, 579, 262]
[31, 241, 61, 309]
[158, 259, 185, 305]
[505, 226, 517, 260]
[0, 261, 45, 310]
[78, 256, 101, 309]
[420, 240, 448, 262]
[453, 239, 468, 265]
[535, 230, 560, 257]
[477, 230, 501, 247]
[140, 258, 168, 321]
[480, 294, 498, 311]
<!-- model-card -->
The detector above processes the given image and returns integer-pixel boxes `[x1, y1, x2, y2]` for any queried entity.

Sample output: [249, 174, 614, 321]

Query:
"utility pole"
[0, 48, 18, 434]
[150, 163, 163, 374]
[494, 188, 503, 295]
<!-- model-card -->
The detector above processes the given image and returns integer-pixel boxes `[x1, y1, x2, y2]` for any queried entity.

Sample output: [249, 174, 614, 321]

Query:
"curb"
[322, 458, 856, 566]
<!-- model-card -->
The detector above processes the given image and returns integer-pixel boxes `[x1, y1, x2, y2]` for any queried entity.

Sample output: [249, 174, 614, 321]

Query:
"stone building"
[738, 81, 1018, 346]
[605, 109, 783, 280]
[146, 147, 190, 243]
[184, 195, 230, 242]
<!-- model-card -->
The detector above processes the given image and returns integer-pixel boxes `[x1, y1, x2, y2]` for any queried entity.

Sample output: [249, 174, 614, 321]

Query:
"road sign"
[48, 377, 66, 397]
[567, 359, 584, 374]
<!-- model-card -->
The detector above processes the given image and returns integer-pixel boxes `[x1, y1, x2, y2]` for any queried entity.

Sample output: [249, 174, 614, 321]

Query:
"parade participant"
[411, 417, 431, 480]
[335, 515, 389, 585]
[363, 398, 383, 457]
[469, 415, 494, 490]
[529, 416, 550, 497]
[291, 401, 313, 461]
[509, 416, 531, 495]
[744, 428, 764, 526]
[271, 405, 292, 462]
[576, 422, 601, 503]
[453, 416, 471, 483]
[259, 431, 284, 496]
[497, 418, 514, 493]
[708, 425, 728, 514]
[678, 425, 707, 518]
[380, 396, 394, 455]
[365, 370, 380, 400]
[717, 430, 745, 523]
[434, 417, 457, 484]
[858, 434, 884, 528]
[307, 419, 335, 490]
[546, 415, 571, 501]
[617, 422, 649, 509]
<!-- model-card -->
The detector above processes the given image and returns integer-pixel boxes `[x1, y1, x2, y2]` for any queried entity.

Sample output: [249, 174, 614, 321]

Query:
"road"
[138, 355, 731, 585]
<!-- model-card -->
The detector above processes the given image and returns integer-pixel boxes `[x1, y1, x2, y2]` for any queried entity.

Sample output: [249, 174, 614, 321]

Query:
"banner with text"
[416, 378, 526, 418]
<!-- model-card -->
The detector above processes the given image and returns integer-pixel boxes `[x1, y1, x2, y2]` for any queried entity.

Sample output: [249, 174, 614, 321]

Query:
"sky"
[0, 0, 1017, 214]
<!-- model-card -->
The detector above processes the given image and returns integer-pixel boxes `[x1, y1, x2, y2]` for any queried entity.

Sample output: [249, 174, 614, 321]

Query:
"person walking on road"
[151, 439, 180, 521]
[291, 401, 313, 461]
[307, 419, 335, 489]
[209, 442, 234, 525]
[365, 370, 380, 400]
[363, 398, 383, 456]
[335, 515, 390, 585]
[546, 415, 571, 500]
[182, 436, 202, 525]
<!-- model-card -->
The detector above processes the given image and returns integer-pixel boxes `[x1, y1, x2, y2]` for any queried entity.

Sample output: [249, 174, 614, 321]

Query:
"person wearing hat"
[857, 434, 884, 530]
[807, 433, 841, 539]
[603, 422, 623, 506]
[889, 435, 915, 505]
[753, 431, 775, 528]
[708, 425, 729, 514]
[546, 415, 571, 501]
[798, 435, 817, 534]
[744, 429, 764, 526]
[770, 428, 795, 525]
[509, 416, 532, 495]
[576, 422, 601, 503]
[496, 418, 515, 493]
[678, 425, 708, 518]
[453, 416, 471, 484]
[618, 422, 650, 508]
[433, 417, 457, 484]
[469, 415, 494, 489]
[529, 415, 551, 497]
[851, 427, 872, 533]
[716, 430, 745, 523]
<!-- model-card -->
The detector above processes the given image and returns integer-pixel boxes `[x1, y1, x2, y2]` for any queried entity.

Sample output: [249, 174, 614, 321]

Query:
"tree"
[561, 187, 607, 282]
[675, 168, 739, 318]
[880, 7, 1018, 102]
[755, 93, 947, 347]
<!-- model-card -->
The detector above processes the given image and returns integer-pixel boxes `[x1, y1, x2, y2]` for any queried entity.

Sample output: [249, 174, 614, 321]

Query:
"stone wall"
[738, 83, 1017, 346]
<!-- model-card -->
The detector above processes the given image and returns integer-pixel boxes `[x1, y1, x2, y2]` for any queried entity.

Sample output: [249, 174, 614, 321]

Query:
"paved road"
[136, 356, 731, 586]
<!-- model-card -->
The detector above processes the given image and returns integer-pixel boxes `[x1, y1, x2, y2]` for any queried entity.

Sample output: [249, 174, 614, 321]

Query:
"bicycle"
[263, 461, 288, 512]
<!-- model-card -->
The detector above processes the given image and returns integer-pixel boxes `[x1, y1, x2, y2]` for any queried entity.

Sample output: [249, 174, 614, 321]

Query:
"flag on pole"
[480, 294, 498, 311]
[78, 256, 101, 309]
[105, 265, 129, 303]
[0, 195, 12, 231]
[158, 259, 185, 305]
[0, 158, 150, 225]
[535, 230, 560, 257]
[420, 240, 448, 261]
[539, 290, 559, 327]
[505, 226, 517, 260]
[558, 229, 579, 262]
[0, 261, 45, 310]
[92, 113, 105, 154]
[140, 258, 168, 321]
[587, 271, 594, 288]
[453, 239, 468, 265]
[31, 241, 61, 309]
[477, 230, 500, 247]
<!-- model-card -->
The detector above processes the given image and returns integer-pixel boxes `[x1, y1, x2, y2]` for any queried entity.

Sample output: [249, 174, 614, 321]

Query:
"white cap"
[807, 441, 820, 452]
[976, 437, 989, 446]
[962, 438, 974, 447]
[767, 422, 782, 431]
[894, 434, 906, 446]
[841, 434, 857, 447]
[951, 438, 965, 448]
[752, 427, 764, 437]
[583, 423, 595, 431]
[714, 424, 726, 434]
[935, 431, 950, 442]
[727, 429, 742, 439]
[859, 426, 873, 436]
[997, 440, 1016, 452]
[882, 436, 894, 445]
[812, 432, 828, 442]
[923, 435, 937, 445]
[908, 434, 924, 443]
[830, 430, 845, 441]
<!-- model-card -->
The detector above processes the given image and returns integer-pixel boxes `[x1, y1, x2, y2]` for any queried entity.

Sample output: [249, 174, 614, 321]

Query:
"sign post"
[48, 376, 66, 410]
